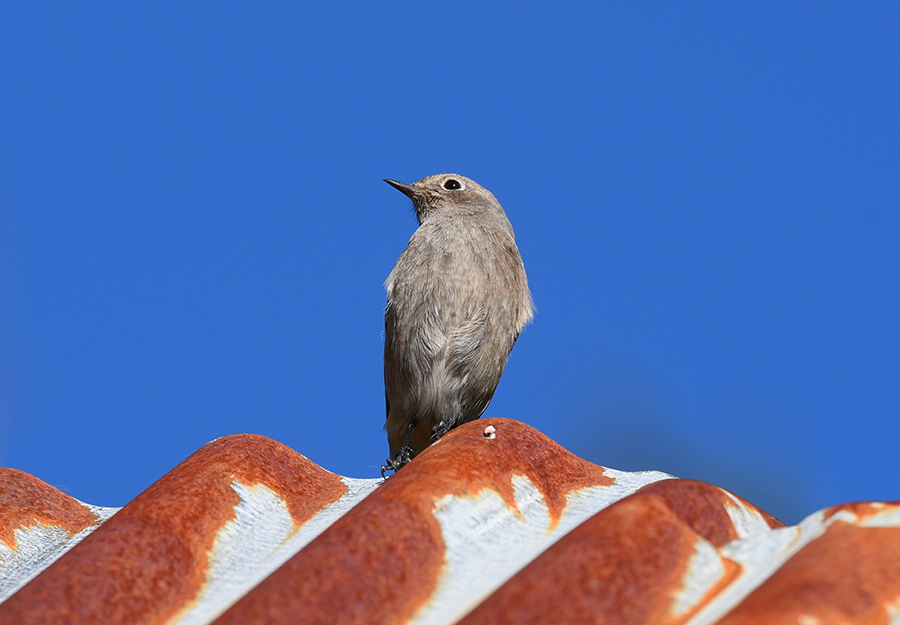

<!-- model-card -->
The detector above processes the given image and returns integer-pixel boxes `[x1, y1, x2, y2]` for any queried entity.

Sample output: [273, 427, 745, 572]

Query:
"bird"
[381, 173, 533, 474]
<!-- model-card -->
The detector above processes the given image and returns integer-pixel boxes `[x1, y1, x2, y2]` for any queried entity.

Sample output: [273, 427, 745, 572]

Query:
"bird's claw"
[380, 445, 415, 478]
[430, 421, 450, 444]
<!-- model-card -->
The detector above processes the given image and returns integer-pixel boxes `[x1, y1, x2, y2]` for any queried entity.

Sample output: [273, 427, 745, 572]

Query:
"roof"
[1, 418, 898, 624]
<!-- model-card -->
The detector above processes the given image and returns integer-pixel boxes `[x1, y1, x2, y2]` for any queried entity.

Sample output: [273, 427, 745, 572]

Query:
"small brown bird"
[381, 174, 533, 474]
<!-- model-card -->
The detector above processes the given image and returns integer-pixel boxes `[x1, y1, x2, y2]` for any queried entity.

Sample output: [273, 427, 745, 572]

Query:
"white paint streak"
[668, 489, 776, 620]
[170, 476, 380, 625]
[858, 503, 900, 528]
[720, 490, 775, 539]
[0, 504, 118, 604]
[670, 538, 725, 618]
[409, 469, 674, 625]
[885, 595, 900, 624]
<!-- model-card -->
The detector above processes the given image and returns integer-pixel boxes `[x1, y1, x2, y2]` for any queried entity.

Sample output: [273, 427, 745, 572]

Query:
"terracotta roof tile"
[0, 434, 377, 624]
[709, 502, 900, 625]
[0, 420, 896, 625]
[0, 468, 117, 603]
[212, 418, 671, 625]
[458, 479, 778, 625]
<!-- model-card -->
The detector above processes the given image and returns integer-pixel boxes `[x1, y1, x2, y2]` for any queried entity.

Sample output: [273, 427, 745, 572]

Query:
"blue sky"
[2, 4, 898, 523]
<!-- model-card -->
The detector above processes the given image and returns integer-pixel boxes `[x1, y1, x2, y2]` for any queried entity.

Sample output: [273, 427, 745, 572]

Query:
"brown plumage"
[382, 174, 533, 473]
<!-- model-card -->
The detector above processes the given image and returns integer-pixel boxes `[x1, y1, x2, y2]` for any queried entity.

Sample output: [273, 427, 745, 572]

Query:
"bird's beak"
[384, 179, 417, 199]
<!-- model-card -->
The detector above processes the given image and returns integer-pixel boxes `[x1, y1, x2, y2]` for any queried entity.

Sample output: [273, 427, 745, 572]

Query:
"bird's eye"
[443, 179, 462, 190]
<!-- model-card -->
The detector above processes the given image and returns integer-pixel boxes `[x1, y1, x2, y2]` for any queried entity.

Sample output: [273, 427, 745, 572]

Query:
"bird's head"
[384, 174, 504, 225]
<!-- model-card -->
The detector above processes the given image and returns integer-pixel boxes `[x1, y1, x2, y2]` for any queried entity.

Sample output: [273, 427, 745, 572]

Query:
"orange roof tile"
[0, 419, 897, 625]
[0, 468, 116, 603]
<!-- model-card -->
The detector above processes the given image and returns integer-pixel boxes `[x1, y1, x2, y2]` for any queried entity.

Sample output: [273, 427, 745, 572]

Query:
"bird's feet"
[430, 420, 451, 444]
[381, 445, 415, 478]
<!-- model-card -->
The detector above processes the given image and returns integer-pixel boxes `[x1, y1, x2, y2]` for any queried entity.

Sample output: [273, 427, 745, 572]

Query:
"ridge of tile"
[0, 468, 118, 603]
[0, 433, 358, 625]
[0, 468, 101, 550]
[457, 478, 780, 625]
[212, 418, 673, 625]
[3, 424, 896, 625]
[706, 501, 900, 625]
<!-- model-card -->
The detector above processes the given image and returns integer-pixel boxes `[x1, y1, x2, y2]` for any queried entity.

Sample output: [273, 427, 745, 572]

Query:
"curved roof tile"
[0, 420, 896, 625]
